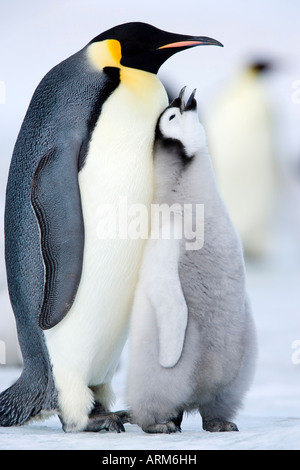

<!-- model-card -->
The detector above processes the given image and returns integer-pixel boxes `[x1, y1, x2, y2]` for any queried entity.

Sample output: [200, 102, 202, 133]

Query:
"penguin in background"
[0, 22, 222, 433]
[206, 61, 277, 259]
[126, 88, 257, 433]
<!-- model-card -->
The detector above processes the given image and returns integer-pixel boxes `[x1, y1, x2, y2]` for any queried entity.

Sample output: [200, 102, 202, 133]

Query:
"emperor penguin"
[126, 88, 257, 433]
[0, 22, 222, 433]
[206, 61, 277, 259]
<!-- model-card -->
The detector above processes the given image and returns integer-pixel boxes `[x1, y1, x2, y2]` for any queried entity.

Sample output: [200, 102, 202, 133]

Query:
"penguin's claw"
[85, 413, 126, 433]
[83, 403, 129, 432]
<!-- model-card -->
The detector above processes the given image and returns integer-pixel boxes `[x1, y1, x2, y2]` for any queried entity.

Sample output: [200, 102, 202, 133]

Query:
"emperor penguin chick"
[126, 88, 257, 434]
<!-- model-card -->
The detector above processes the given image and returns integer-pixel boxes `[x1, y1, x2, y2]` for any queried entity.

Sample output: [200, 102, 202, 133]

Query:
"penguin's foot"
[59, 403, 129, 433]
[142, 420, 181, 434]
[84, 413, 125, 433]
[202, 418, 239, 432]
[90, 402, 130, 422]
[115, 409, 130, 424]
[83, 402, 130, 432]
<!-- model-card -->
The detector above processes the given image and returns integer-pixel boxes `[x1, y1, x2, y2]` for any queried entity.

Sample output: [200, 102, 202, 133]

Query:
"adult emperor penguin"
[206, 61, 277, 259]
[126, 88, 257, 433]
[0, 23, 222, 433]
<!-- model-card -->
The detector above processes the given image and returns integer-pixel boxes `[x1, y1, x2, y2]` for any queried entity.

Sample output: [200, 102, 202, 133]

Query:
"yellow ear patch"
[108, 39, 122, 63]
[87, 38, 165, 102]
[87, 39, 122, 70]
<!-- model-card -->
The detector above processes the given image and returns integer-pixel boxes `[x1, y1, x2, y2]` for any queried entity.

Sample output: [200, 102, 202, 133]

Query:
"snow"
[0, 413, 299, 451]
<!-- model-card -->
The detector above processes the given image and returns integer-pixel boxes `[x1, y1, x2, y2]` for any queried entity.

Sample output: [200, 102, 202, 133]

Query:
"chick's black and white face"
[157, 98, 206, 158]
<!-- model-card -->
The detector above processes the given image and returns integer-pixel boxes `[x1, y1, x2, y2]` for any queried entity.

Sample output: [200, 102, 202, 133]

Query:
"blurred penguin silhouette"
[206, 61, 277, 259]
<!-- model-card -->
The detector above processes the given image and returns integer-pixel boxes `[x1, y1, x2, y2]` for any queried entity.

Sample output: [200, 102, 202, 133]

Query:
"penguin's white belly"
[44, 81, 168, 386]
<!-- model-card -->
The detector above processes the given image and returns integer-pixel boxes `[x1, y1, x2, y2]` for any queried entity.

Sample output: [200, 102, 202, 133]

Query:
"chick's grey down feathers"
[126, 89, 257, 433]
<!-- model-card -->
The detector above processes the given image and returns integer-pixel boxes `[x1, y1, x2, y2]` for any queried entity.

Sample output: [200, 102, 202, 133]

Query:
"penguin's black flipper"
[31, 147, 84, 330]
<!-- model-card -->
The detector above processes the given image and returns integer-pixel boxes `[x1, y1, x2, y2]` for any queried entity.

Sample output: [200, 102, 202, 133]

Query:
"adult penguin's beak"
[158, 36, 223, 50]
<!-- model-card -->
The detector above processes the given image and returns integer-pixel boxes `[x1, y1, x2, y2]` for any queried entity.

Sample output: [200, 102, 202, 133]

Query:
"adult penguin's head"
[88, 22, 223, 74]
